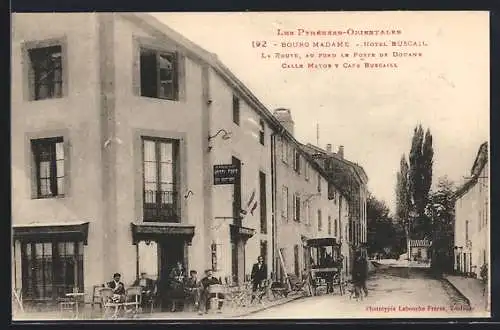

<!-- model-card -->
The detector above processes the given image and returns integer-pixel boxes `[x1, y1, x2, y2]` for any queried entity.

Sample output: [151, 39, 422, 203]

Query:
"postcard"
[11, 11, 490, 320]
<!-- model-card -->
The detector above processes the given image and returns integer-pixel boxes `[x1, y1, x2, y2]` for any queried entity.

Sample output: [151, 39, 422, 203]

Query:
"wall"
[11, 13, 106, 288]
[109, 15, 208, 283]
[207, 69, 273, 281]
[274, 136, 340, 278]
[454, 162, 489, 277]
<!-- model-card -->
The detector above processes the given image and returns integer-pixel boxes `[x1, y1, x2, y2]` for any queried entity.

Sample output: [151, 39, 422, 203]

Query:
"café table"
[65, 292, 86, 318]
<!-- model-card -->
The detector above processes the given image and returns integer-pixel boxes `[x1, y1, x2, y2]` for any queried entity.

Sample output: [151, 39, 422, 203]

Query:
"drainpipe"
[271, 131, 278, 281]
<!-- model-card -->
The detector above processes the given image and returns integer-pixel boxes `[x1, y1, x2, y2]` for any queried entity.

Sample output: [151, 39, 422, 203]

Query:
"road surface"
[242, 266, 486, 319]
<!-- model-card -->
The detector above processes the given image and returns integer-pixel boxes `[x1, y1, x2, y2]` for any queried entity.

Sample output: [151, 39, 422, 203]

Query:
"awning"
[12, 221, 90, 244]
[229, 224, 255, 242]
[305, 237, 340, 247]
[131, 222, 195, 245]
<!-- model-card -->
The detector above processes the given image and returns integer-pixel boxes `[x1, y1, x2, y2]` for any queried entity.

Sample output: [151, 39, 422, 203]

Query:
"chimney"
[326, 144, 332, 153]
[273, 108, 295, 136]
[338, 145, 344, 159]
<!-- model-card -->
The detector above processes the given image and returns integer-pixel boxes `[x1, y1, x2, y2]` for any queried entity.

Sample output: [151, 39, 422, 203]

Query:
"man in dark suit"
[250, 256, 267, 303]
[132, 272, 155, 307]
[198, 269, 223, 314]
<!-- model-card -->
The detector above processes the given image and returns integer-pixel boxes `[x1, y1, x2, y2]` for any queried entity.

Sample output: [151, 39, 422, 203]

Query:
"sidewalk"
[13, 293, 305, 321]
[444, 275, 489, 312]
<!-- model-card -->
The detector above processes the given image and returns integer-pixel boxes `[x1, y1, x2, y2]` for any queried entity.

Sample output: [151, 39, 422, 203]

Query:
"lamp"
[208, 129, 232, 152]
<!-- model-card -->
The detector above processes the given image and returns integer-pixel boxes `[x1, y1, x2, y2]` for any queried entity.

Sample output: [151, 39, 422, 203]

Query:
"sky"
[152, 11, 489, 213]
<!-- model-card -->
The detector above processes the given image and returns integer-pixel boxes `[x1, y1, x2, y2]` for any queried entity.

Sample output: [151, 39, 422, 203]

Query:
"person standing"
[167, 261, 186, 312]
[250, 256, 267, 303]
[352, 251, 368, 298]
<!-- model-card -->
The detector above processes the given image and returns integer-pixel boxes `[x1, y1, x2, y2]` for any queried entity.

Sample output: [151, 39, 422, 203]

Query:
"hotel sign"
[213, 164, 239, 185]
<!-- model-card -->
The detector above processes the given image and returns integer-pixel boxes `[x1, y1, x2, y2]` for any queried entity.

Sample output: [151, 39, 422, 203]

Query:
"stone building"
[453, 142, 489, 278]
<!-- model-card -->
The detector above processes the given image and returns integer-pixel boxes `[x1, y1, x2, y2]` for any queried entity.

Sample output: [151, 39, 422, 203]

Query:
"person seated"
[184, 270, 201, 311]
[198, 269, 224, 315]
[133, 272, 155, 307]
[107, 273, 126, 303]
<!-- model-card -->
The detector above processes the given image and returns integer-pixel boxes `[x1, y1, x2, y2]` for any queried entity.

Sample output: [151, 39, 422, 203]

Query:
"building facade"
[300, 143, 369, 268]
[11, 12, 368, 305]
[271, 109, 350, 281]
[453, 142, 489, 278]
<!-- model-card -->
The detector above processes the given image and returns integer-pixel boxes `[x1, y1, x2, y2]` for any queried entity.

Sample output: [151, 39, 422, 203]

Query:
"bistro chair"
[207, 284, 226, 313]
[123, 286, 142, 318]
[100, 287, 123, 319]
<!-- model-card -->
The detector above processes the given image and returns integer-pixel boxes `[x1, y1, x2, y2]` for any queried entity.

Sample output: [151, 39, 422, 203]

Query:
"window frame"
[22, 37, 68, 102]
[31, 137, 65, 199]
[232, 94, 241, 125]
[139, 47, 180, 101]
[282, 186, 289, 222]
[294, 150, 301, 173]
[317, 209, 322, 232]
[294, 193, 301, 222]
[142, 136, 181, 222]
[259, 119, 265, 145]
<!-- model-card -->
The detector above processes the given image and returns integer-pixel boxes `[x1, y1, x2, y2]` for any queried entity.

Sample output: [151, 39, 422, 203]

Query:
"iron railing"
[143, 190, 180, 222]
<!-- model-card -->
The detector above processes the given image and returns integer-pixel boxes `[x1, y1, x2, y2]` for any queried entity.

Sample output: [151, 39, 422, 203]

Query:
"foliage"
[407, 125, 434, 239]
[425, 176, 455, 273]
[367, 193, 404, 256]
[395, 155, 411, 243]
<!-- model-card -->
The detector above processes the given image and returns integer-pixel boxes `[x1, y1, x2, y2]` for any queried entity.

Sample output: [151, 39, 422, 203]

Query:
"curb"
[441, 276, 472, 307]
[227, 294, 306, 318]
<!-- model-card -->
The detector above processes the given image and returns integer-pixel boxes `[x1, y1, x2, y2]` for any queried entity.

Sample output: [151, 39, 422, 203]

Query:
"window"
[140, 48, 179, 100]
[465, 220, 469, 241]
[334, 219, 338, 237]
[21, 241, 84, 301]
[28, 45, 63, 100]
[305, 163, 310, 180]
[143, 138, 180, 222]
[294, 245, 300, 276]
[260, 240, 268, 263]
[259, 120, 265, 145]
[294, 150, 301, 173]
[328, 216, 332, 235]
[294, 194, 301, 222]
[317, 174, 322, 193]
[317, 210, 322, 231]
[259, 171, 267, 234]
[31, 137, 65, 198]
[232, 94, 240, 125]
[232, 156, 242, 226]
[281, 139, 288, 164]
[304, 201, 310, 225]
[281, 186, 289, 221]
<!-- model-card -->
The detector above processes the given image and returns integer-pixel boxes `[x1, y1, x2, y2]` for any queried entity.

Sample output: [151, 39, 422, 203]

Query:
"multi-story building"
[453, 142, 489, 278]
[11, 12, 369, 307]
[301, 143, 369, 267]
[11, 12, 278, 305]
[271, 109, 350, 280]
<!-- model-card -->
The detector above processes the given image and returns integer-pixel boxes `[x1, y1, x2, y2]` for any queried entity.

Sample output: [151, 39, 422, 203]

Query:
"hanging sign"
[213, 164, 239, 185]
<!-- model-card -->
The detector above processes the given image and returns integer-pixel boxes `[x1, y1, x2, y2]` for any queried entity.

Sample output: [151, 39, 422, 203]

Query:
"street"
[241, 266, 485, 319]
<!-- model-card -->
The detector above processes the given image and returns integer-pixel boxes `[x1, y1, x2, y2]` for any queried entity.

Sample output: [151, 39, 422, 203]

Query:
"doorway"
[157, 238, 185, 308]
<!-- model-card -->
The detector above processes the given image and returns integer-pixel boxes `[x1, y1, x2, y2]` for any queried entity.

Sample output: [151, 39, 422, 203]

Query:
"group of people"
[351, 250, 369, 299]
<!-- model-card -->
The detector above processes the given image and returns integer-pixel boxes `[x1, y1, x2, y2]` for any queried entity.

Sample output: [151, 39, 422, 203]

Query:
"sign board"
[213, 164, 239, 185]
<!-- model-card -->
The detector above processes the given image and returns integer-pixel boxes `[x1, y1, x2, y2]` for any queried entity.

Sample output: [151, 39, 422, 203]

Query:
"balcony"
[143, 190, 180, 223]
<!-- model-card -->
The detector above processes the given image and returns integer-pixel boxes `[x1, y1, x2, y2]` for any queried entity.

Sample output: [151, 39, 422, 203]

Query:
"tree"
[395, 155, 411, 244]
[367, 193, 402, 257]
[425, 176, 455, 274]
[408, 124, 434, 239]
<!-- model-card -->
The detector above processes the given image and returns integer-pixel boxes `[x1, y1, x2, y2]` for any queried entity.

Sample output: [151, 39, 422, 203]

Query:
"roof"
[119, 14, 337, 186]
[301, 143, 369, 185]
[453, 142, 488, 200]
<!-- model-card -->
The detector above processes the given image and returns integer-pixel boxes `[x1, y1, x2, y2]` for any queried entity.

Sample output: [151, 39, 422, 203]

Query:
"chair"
[123, 286, 142, 318]
[100, 287, 123, 319]
[59, 297, 77, 317]
[207, 284, 225, 312]
[148, 281, 161, 314]
[89, 285, 103, 310]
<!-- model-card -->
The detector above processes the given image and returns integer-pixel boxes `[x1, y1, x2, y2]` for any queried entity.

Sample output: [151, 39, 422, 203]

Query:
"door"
[158, 238, 184, 307]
